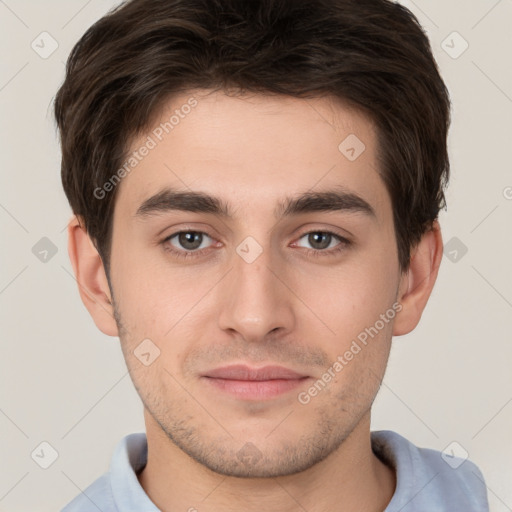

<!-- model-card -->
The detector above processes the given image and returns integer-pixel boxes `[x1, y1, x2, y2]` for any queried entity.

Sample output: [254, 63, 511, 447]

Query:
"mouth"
[200, 364, 312, 400]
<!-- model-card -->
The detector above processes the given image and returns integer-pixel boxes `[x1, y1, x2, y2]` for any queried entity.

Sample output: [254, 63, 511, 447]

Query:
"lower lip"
[202, 377, 311, 400]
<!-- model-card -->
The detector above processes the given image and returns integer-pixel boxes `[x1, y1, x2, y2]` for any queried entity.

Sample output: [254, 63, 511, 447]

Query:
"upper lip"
[202, 364, 308, 381]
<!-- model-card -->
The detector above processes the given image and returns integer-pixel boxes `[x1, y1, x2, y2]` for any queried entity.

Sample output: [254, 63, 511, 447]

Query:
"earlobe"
[67, 215, 119, 337]
[393, 220, 443, 336]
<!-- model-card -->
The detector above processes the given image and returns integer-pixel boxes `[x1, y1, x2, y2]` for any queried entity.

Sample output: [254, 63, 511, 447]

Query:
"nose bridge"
[217, 237, 295, 340]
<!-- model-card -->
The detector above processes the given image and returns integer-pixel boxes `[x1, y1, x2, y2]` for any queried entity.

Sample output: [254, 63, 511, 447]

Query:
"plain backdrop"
[1, 1, 511, 510]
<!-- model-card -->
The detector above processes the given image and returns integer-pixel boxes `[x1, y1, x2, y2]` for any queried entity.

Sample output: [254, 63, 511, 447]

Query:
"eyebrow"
[134, 186, 376, 220]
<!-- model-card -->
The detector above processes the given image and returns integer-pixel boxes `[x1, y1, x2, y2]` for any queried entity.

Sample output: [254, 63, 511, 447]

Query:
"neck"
[137, 411, 396, 512]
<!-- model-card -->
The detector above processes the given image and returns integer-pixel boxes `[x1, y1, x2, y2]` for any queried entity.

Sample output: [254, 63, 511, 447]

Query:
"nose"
[217, 243, 296, 343]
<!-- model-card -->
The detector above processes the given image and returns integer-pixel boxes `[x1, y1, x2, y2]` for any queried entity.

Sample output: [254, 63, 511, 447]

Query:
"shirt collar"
[110, 432, 159, 511]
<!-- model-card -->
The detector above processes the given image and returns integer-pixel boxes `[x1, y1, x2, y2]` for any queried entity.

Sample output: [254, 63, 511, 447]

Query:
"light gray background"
[1, 1, 511, 510]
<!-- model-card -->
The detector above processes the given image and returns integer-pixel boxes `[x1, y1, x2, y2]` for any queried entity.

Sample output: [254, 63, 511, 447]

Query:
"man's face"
[109, 90, 403, 477]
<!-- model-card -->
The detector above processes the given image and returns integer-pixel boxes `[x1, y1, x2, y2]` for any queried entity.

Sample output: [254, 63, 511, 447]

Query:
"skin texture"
[68, 89, 443, 512]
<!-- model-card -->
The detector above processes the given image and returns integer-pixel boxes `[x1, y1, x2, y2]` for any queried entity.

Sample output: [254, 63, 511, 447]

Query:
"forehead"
[113, 89, 389, 222]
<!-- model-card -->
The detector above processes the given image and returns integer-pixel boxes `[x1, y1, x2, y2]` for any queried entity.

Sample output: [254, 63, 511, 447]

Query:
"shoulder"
[371, 430, 489, 512]
[61, 473, 116, 512]
[60, 432, 149, 512]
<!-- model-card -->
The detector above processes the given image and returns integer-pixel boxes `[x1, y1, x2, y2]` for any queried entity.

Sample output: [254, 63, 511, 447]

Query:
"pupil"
[180, 232, 202, 250]
[310, 232, 330, 250]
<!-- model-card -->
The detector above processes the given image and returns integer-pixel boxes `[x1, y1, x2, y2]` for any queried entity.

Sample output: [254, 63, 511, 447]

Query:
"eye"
[161, 229, 351, 261]
[293, 230, 350, 256]
[164, 231, 215, 255]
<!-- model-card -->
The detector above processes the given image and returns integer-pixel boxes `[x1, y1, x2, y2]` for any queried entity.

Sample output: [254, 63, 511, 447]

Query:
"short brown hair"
[54, 0, 451, 278]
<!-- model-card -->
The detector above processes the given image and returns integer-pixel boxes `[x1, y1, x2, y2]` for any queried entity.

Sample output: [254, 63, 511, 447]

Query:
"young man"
[55, 0, 489, 510]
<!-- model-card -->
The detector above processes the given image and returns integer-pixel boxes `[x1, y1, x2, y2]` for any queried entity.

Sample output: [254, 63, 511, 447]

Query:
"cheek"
[112, 221, 399, 350]
[111, 247, 201, 336]
[294, 255, 399, 341]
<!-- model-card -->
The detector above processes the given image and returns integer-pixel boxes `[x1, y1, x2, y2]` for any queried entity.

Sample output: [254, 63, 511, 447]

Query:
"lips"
[201, 364, 311, 400]
[202, 364, 307, 381]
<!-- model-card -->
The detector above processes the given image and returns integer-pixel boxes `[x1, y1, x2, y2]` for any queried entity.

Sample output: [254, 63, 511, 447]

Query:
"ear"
[393, 220, 443, 336]
[67, 215, 119, 337]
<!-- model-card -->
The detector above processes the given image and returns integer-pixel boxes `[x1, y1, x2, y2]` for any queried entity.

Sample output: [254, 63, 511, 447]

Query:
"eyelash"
[161, 230, 351, 261]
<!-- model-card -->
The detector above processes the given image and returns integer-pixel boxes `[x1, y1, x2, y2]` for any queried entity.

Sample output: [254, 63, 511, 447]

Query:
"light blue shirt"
[61, 430, 489, 511]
